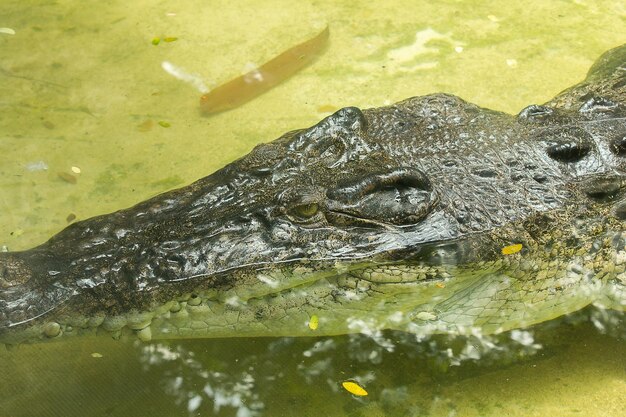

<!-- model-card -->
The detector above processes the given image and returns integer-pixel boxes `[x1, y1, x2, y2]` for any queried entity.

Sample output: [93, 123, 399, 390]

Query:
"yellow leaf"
[502, 243, 523, 255]
[308, 315, 319, 330]
[342, 381, 368, 396]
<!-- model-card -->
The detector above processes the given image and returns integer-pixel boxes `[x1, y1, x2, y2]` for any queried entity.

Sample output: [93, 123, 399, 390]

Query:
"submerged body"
[1, 44, 626, 345]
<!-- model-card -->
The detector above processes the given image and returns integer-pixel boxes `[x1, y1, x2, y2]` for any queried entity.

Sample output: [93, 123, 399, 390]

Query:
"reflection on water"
[132, 309, 624, 416]
[139, 343, 264, 416]
[140, 309, 623, 416]
[0, 307, 624, 416]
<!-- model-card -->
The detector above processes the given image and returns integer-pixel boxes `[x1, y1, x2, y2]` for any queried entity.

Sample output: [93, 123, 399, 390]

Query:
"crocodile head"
[1, 44, 625, 345]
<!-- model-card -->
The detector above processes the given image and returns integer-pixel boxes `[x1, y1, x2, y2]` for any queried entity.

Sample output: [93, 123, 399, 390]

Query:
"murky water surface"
[1, 1, 625, 416]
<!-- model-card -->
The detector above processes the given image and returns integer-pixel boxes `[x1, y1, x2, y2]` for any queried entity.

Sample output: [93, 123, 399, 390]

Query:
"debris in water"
[158, 121, 171, 128]
[91, 352, 103, 358]
[152, 37, 160, 45]
[0, 28, 15, 35]
[308, 315, 319, 330]
[501, 243, 523, 255]
[342, 380, 368, 396]
[163, 37, 178, 43]
[66, 213, 76, 223]
[71, 166, 81, 174]
[200, 25, 329, 115]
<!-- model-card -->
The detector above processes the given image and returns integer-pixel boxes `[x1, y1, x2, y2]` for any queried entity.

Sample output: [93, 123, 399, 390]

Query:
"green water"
[0, 0, 625, 416]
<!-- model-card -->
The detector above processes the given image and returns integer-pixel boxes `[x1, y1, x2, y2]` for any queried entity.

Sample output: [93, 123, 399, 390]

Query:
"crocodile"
[1, 44, 626, 345]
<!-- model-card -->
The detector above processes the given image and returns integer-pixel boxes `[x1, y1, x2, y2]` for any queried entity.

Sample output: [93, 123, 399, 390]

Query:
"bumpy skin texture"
[1, 44, 626, 344]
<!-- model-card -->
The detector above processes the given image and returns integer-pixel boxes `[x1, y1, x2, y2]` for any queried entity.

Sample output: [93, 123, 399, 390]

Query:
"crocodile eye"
[289, 203, 319, 219]
[278, 186, 326, 226]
